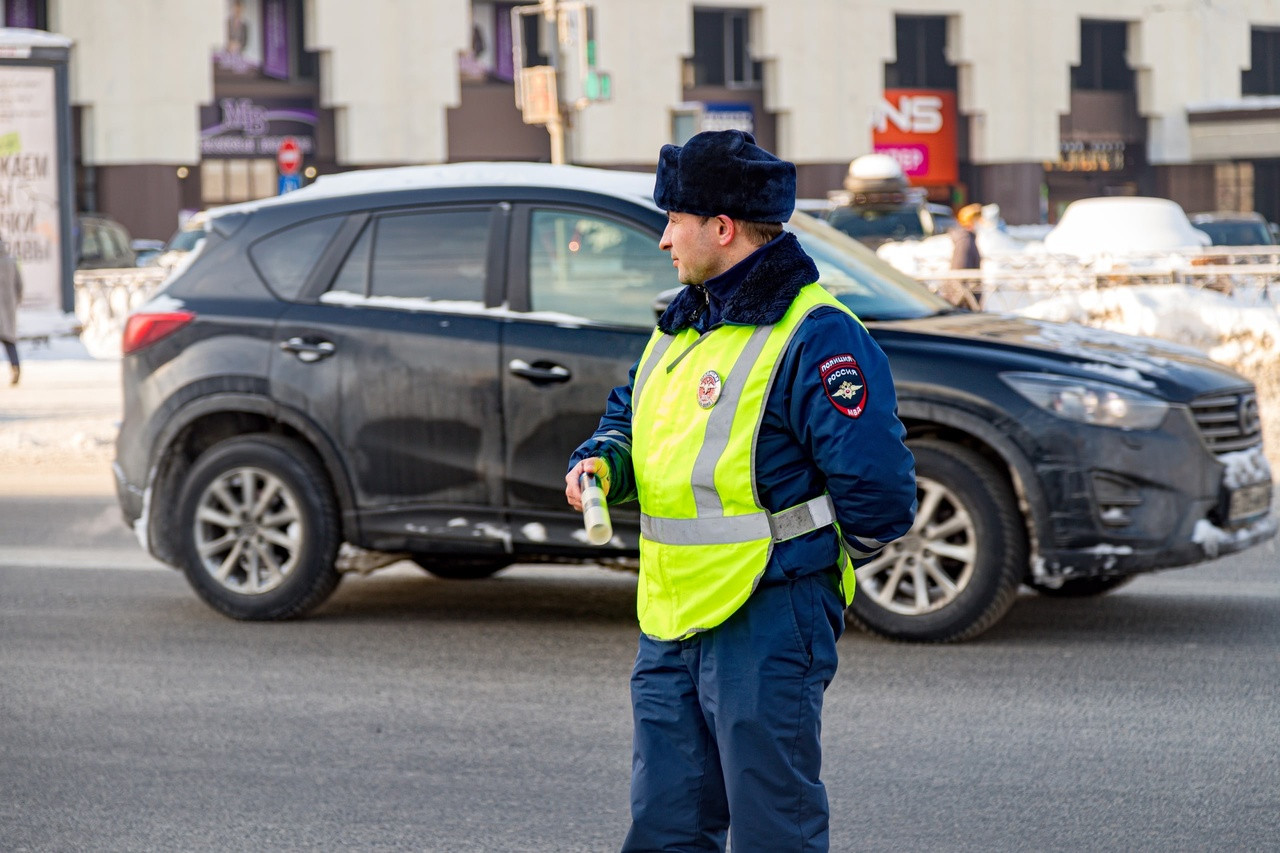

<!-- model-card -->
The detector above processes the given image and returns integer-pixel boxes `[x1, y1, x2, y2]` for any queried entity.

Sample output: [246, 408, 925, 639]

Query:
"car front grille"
[1191, 391, 1263, 453]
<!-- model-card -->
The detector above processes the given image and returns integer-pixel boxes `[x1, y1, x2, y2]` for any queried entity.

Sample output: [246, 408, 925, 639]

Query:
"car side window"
[81, 224, 103, 263]
[328, 223, 372, 296]
[367, 209, 490, 302]
[251, 216, 345, 300]
[528, 209, 670, 327]
[106, 226, 129, 263]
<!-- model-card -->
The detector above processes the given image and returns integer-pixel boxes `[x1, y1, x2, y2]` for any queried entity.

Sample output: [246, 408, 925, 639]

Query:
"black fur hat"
[653, 130, 796, 223]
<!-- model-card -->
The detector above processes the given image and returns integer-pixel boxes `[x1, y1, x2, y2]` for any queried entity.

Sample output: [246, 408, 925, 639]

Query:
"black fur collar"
[657, 231, 819, 333]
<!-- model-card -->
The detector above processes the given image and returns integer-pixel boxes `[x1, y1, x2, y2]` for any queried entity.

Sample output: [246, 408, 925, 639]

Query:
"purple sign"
[262, 0, 289, 80]
[201, 97, 317, 159]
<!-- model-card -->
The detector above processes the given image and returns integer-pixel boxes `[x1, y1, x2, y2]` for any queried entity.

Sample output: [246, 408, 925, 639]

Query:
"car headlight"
[1000, 372, 1170, 430]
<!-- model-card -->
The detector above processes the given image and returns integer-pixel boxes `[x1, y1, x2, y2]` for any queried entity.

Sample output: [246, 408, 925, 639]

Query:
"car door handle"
[280, 337, 336, 363]
[508, 358, 571, 383]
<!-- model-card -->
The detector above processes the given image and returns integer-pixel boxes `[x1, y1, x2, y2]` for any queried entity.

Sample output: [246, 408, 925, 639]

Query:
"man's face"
[659, 211, 726, 286]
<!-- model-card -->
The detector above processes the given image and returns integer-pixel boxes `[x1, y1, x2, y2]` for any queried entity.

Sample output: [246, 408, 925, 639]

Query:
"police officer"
[565, 130, 917, 853]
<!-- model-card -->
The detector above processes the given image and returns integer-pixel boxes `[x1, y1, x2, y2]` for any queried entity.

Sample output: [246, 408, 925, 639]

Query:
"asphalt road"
[2, 495, 1278, 852]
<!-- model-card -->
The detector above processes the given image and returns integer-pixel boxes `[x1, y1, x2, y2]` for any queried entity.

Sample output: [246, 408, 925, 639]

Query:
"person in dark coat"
[950, 203, 982, 270]
[948, 203, 983, 308]
[0, 235, 23, 386]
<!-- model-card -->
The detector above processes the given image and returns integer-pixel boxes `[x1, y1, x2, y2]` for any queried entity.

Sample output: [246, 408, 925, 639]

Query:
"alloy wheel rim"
[193, 466, 303, 595]
[854, 476, 978, 615]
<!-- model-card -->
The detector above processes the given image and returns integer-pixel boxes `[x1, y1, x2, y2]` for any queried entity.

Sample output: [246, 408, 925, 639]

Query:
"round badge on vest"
[697, 370, 723, 409]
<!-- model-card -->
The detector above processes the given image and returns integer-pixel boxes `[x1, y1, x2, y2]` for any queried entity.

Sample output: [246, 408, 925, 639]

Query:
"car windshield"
[1193, 220, 1271, 246]
[786, 212, 954, 321]
[826, 207, 925, 240]
[167, 227, 207, 252]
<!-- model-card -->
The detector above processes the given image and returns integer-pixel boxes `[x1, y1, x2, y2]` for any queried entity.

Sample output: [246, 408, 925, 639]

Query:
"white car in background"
[1044, 196, 1211, 256]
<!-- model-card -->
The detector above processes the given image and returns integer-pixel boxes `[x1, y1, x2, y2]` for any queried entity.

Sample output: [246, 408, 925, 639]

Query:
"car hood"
[871, 311, 1250, 401]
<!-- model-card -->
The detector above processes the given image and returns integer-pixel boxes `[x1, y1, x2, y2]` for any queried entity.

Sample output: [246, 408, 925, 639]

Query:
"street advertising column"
[0, 29, 73, 313]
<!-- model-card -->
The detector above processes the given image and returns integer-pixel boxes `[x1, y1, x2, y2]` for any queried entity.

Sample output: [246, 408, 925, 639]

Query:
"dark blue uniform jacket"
[570, 232, 917, 584]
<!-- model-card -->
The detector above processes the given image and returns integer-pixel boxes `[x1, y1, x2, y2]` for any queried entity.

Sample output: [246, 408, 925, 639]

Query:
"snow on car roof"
[211, 162, 660, 218]
[1043, 196, 1212, 255]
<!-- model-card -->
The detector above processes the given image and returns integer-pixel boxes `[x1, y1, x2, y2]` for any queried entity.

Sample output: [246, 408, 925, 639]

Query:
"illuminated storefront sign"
[1046, 140, 1127, 172]
[200, 97, 316, 159]
[872, 88, 958, 186]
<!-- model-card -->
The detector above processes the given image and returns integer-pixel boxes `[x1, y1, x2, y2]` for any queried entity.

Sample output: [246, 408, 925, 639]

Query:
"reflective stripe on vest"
[630, 283, 857, 640]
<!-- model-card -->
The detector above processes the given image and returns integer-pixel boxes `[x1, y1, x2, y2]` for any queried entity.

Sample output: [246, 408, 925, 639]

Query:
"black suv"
[114, 164, 1276, 641]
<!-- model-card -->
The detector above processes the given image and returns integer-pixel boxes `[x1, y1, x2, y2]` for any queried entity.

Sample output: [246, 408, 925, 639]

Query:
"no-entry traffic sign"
[277, 137, 302, 176]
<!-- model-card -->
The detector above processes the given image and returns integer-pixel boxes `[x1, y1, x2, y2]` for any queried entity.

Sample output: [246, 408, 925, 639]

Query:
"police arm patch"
[819, 354, 868, 419]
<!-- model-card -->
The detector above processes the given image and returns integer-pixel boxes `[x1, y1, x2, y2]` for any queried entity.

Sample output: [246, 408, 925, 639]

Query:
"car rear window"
[370, 209, 491, 302]
[250, 216, 344, 300]
[324, 208, 492, 303]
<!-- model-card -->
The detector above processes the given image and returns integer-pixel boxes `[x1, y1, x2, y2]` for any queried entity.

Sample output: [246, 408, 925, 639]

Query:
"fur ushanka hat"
[653, 129, 796, 223]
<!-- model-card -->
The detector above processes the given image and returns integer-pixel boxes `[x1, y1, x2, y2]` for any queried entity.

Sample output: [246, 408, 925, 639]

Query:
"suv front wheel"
[846, 440, 1026, 642]
[176, 435, 341, 620]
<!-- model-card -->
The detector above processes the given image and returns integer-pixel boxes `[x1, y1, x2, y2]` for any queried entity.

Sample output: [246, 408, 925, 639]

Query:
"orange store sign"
[872, 89, 958, 186]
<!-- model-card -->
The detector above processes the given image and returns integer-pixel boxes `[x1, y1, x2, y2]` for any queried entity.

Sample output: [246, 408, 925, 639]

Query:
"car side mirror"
[653, 286, 682, 321]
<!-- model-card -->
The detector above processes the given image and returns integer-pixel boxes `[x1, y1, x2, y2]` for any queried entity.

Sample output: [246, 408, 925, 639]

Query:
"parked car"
[114, 163, 1276, 641]
[131, 239, 166, 267]
[825, 154, 956, 248]
[151, 211, 208, 269]
[1044, 196, 1211, 255]
[74, 213, 136, 269]
[1189, 211, 1276, 247]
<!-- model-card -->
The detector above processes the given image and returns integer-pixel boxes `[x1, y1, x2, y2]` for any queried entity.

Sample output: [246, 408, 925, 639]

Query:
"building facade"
[6, 0, 1280, 239]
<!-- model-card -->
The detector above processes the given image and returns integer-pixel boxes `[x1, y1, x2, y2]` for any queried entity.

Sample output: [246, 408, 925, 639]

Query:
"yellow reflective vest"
[631, 283, 855, 640]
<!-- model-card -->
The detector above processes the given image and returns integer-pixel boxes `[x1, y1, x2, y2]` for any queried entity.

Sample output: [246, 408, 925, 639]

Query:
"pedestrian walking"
[565, 129, 917, 853]
[950, 202, 982, 271]
[948, 203, 984, 309]
[0, 235, 23, 386]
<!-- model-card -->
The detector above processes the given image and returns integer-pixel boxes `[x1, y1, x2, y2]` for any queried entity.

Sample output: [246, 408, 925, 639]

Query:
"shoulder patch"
[819, 354, 868, 419]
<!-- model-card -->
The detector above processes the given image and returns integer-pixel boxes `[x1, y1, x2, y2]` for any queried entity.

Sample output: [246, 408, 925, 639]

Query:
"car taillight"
[121, 311, 196, 354]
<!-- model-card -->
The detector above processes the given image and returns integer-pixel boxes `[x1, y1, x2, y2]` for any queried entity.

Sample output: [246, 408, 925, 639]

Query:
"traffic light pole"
[513, 0, 601, 165]
[540, 0, 571, 165]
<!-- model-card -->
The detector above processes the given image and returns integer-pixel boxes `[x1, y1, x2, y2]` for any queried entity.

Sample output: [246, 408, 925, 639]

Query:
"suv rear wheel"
[176, 435, 341, 620]
[846, 440, 1026, 642]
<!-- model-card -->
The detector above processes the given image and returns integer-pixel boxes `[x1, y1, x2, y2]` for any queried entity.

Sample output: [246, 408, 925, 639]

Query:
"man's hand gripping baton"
[580, 472, 613, 545]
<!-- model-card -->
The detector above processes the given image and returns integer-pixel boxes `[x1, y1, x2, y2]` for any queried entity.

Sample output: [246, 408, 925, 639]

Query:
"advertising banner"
[0, 63, 60, 310]
[873, 88, 958, 186]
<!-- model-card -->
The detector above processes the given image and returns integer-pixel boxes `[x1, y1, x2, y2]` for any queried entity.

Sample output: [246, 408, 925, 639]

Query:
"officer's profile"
[565, 129, 917, 852]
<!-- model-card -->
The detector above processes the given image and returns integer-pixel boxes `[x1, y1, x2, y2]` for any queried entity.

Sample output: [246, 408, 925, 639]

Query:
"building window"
[201, 159, 277, 205]
[1243, 27, 1280, 95]
[688, 8, 761, 88]
[885, 16, 956, 89]
[1072, 20, 1134, 92]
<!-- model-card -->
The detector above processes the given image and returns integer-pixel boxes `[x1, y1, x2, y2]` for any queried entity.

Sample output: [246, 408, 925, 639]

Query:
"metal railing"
[912, 256, 1280, 312]
[73, 267, 171, 358]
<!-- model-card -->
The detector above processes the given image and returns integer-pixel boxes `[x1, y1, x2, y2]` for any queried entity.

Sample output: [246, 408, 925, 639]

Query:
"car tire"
[1025, 575, 1136, 598]
[176, 435, 341, 620]
[846, 439, 1026, 643]
[411, 554, 512, 580]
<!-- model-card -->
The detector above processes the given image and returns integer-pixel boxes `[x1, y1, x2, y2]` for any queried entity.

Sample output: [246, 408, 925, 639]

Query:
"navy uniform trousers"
[621, 572, 845, 853]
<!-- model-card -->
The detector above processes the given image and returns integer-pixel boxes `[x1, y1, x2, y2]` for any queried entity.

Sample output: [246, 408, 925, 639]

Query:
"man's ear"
[714, 215, 736, 246]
